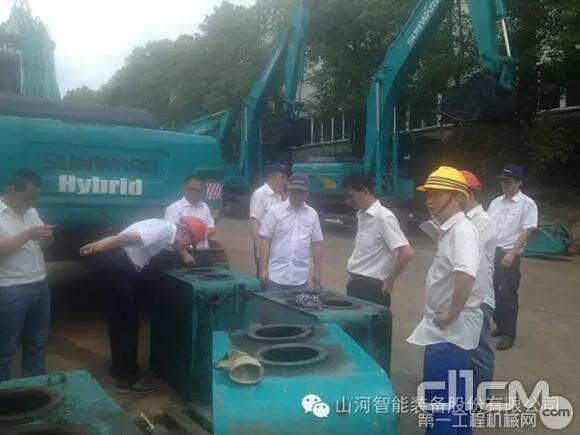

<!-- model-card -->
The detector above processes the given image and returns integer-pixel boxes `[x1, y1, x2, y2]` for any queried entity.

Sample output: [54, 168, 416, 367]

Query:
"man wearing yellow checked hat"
[408, 166, 484, 435]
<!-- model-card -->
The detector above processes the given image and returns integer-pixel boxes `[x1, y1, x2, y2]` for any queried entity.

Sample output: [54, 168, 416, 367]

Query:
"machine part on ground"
[0, 370, 141, 434]
[149, 267, 260, 404]
[245, 289, 393, 374]
[213, 324, 398, 434]
[523, 223, 571, 257]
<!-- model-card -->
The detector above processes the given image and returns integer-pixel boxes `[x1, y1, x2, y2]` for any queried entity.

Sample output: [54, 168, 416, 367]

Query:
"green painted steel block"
[245, 290, 392, 375]
[213, 323, 399, 435]
[523, 222, 571, 257]
[150, 267, 260, 404]
[0, 370, 140, 434]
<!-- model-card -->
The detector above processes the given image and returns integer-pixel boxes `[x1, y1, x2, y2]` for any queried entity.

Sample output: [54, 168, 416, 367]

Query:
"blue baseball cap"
[287, 173, 310, 191]
[497, 164, 524, 181]
[265, 163, 289, 175]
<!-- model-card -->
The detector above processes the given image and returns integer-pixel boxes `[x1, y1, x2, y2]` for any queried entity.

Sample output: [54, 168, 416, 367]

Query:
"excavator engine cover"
[439, 69, 515, 122]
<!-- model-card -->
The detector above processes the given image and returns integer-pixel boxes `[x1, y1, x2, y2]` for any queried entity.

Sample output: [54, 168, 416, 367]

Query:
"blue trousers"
[471, 303, 495, 398]
[423, 342, 472, 435]
[0, 279, 50, 381]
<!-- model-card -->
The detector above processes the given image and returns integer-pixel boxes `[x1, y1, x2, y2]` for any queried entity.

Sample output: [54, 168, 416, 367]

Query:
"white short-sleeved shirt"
[121, 219, 177, 271]
[249, 183, 283, 224]
[259, 200, 324, 286]
[165, 197, 214, 250]
[347, 200, 409, 281]
[467, 205, 496, 309]
[487, 191, 538, 252]
[0, 199, 46, 286]
[407, 212, 483, 351]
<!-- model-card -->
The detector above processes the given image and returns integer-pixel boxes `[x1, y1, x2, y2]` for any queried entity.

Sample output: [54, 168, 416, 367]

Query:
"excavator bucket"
[439, 69, 515, 122]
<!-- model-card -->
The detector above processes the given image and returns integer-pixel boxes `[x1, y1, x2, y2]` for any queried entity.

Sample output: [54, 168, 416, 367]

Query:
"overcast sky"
[0, 0, 255, 93]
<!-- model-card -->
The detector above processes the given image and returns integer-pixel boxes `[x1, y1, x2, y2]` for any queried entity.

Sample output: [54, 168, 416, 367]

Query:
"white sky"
[0, 0, 255, 93]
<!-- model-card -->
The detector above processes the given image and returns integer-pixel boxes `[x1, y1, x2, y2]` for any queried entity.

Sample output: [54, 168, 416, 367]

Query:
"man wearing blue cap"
[259, 174, 323, 292]
[249, 164, 288, 277]
[487, 165, 538, 350]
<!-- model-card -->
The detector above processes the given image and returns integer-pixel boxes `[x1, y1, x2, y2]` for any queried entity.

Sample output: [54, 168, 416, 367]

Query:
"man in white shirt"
[408, 166, 482, 434]
[487, 165, 538, 350]
[0, 169, 54, 381]
[249, 164, 288, 276]
[461, 170, 497, 396]
[343, 172, 413, 307]
[165, 175, 216, 267]
[259, 174, 323, 292]
[80, 217, 196, 394]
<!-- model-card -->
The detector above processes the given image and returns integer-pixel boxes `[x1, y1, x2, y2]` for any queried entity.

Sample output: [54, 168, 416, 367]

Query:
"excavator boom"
[365, 0, 516, 194]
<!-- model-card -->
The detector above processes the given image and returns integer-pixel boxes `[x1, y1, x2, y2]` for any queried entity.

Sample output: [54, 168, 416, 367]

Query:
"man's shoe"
[491, 329, 502, 337]
[115, 378, 157, 394]
[496, 337, 514, 350]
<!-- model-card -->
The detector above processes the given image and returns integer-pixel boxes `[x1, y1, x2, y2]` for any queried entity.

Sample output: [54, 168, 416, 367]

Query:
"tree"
[63, 85, 100, 103]
[96, 0, 580, 190]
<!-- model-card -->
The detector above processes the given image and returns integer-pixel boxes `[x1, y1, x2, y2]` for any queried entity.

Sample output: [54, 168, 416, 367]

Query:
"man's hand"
[501, 252, 515, 268]
[26, 225, 55, 241]
[206, 227, 216, 239]
[80, 241, 100, 256]
[181, 251, 195, 266]
[433, 310, 454, 330]
[259, 269, 269, 283]
[381, 278, 394, 296]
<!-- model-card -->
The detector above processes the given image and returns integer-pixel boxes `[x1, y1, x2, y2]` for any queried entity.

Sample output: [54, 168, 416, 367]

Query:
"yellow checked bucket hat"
[417, 166, 469, 198]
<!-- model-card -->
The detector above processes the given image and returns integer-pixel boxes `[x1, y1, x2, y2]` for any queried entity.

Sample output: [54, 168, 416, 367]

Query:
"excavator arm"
[364, 0, 516, 195]
[186, 2, 310, 188]
[239, 2, 310, 185]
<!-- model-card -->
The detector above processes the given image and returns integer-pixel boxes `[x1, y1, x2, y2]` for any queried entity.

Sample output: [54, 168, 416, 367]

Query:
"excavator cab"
[0, 33, 22, 95]
[439, 69, 516, 122]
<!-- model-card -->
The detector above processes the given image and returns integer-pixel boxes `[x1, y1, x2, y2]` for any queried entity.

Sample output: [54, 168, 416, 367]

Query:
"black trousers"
[346, 273, 390, 307]
[91, 250, 140, 384]
[493, 248, 521, 340]
[253, 245, 261, 279]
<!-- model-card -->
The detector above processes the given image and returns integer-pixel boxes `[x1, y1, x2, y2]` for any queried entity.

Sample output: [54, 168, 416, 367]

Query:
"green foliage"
[92, 0, 579, 187]
[63, 86, 100, 103]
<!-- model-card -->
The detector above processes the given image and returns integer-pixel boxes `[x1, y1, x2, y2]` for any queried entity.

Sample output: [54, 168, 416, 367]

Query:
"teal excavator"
[184, 1, 310, 217]
[0, 1, 225, 261]
[293, 0, 517, 227]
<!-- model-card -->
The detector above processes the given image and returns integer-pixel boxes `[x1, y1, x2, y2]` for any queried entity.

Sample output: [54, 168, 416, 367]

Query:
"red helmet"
[460, 170, 482, 190]
[180, 216, 207, 245]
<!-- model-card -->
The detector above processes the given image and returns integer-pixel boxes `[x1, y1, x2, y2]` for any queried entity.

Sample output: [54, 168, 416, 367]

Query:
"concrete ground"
[15, 218, 579, 434]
